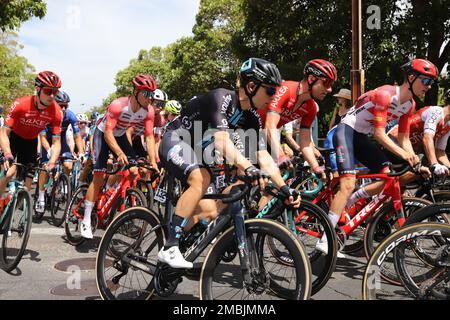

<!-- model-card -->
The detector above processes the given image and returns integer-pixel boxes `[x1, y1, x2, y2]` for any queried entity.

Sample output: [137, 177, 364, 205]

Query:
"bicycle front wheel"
[96, 207, 165, 300]
[199, 219, 312, 300]
[0, 190, 33, 272]
[51, 173, 71, 227]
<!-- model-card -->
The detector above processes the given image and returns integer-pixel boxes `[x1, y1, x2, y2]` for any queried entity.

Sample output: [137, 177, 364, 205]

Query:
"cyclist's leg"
[345, 131, 391, 208]
[158, 131, 211, 268]
[36, 147, 49, 212]
[61, 138, 73, 176]
[83, 129, 109, 238]
[15, 134, 38, 191]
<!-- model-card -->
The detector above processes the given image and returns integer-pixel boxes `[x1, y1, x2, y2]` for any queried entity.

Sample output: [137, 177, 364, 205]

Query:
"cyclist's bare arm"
[299, 129, 320, 169]
[104, 129, 125, 159]
[285, 132, 301, 153]
[214, 131, 252, 170]
[50, 136, 61, 164]
[423, 132, 439, 165]
[437, 148, 450, 167]
[0, 126, 12, 156]
[74, 133, 85, 155]
[126, 127, 134, 145]
[257, 150, 285, 188]
[264, 111, 286, 161]
[145, 134, 158, 167]
[374, 127, 409, 159]
[40, 132, 51, 153]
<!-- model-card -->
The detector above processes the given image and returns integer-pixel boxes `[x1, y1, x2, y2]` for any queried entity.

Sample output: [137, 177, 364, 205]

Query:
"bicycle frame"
[295, 172, 405, 239]
[71, 168, 139, 227]
[0, 179, 26, 233]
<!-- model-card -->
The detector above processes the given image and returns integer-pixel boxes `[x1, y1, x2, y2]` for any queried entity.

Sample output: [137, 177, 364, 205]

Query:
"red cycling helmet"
[304, 59, 338, 81]
[400, 59, 439, 79]
[132, 74, 157, 91]
[35, 71, 62, 88]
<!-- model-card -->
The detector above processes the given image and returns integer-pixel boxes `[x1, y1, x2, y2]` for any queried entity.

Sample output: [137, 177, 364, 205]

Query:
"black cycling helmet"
[240, 58, 282, 87]
[444, 89, 450, 105]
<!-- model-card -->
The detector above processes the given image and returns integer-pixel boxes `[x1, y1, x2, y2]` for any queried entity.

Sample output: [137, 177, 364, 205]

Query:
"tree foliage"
[0, 0, 47, 31]
[0, 32, 36, 114]
[103, 0, 449, 138]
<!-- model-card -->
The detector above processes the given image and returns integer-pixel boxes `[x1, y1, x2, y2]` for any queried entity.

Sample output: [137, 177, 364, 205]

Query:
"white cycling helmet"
[153, 89, 168, 101]
[77, 113, 89, 123]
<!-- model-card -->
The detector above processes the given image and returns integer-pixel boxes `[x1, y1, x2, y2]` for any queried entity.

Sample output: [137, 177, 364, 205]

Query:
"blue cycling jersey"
[41, 109, 79, 139]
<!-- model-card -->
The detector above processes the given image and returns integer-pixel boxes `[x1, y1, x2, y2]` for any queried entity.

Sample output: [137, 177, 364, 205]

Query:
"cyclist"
[157, 58, 300, 269]
[35, 90, 84, 214]
[0, 71, 63, 198]
[387, 88, 450, 174]
[258, 59, 337, 176]
[79, 112, 102, 185]
[80, 74, 159, 239]
[317, 59, 439, 254]
[164, 99, 182, 123]
[153, 89, 169, 163]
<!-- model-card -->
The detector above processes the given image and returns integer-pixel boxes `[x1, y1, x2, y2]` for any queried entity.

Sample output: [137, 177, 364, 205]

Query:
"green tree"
[0, 0, 47, 31]
[233, 0, 449, 137]
[0, 32, 36, 113]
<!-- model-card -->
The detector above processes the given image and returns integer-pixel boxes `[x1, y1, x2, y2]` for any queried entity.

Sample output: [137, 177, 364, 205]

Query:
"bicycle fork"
[230, 201, 264, 292]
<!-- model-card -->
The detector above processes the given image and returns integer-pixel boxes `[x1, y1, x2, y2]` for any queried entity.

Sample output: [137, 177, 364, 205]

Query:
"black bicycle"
[95, 175, 312, 300]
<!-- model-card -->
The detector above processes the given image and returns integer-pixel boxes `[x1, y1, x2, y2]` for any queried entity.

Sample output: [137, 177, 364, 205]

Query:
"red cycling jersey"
[5, 96, 62, 140]
[97, 97, 155, 138]
[257, 80, 318, 129]
[341, 85, 415, 135]
[389, 106, 450, 150]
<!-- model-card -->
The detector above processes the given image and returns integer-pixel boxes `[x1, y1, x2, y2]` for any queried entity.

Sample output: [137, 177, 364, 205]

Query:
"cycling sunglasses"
[42, 87, 59, 96]
[420, 77, 435, 86]
[262, 85, 277, 97]
[154, 100, 166, 108]
[320, 78, 334, 89]
[142, 90, 155, 99]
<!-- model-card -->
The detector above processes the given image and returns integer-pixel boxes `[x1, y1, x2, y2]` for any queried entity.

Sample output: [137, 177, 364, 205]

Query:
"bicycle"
[244, 169, 337, 295]
[64, 161, 150, 246]
[32, 159, 71, 226]
[95, 175, 312, 300]
[0, 163, 33, 273]
[362, 222, 450, 300]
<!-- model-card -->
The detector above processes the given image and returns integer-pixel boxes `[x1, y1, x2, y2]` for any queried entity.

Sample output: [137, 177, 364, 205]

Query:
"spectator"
[329, 88, 352, 130]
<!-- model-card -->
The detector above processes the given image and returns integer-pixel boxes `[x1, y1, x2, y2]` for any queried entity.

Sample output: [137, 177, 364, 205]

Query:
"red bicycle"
[64, 161, 152, 245]
[294, 162, 431, 282]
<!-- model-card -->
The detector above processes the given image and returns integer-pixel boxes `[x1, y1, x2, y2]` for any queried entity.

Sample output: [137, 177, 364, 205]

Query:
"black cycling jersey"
[160, 89, 266, 183]
[166, 89, 266, 152]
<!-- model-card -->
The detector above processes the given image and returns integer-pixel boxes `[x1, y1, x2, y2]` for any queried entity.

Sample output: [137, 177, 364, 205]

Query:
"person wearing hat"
[329, 88, 352, 130]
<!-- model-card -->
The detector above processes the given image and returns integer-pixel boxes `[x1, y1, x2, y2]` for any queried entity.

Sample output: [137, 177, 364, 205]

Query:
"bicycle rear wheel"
[0, 190, 33, 272]
[199, 219, 312, 300]
[96, 207, 165, 300]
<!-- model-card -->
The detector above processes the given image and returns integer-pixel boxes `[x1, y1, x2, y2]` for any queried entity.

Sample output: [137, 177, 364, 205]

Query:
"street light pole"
[351, 0, 364, 104]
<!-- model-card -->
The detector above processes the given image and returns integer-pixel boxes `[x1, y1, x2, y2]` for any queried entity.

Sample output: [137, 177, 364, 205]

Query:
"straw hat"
[333, 89, 351, 100]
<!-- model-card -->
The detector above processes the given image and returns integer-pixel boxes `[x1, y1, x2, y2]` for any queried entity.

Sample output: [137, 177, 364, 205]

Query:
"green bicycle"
[0, 163, 33, 273]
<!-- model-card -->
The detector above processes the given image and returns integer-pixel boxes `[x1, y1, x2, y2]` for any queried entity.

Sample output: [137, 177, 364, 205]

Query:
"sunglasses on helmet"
[42, 87, 59, 96]
[142, 90, 155, 99]
[420, 77, 435, 86]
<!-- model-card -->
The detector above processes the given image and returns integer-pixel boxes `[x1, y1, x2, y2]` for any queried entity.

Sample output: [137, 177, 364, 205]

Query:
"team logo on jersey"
[182, 116, 192, 130]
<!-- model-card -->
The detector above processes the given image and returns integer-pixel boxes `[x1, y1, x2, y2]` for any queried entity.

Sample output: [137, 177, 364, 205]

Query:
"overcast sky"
[18, 0, 200, 114]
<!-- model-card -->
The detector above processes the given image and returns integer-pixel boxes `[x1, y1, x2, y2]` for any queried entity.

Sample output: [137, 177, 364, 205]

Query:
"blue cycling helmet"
[55, 91, 71, 105]
[91, 112, 99, 121]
